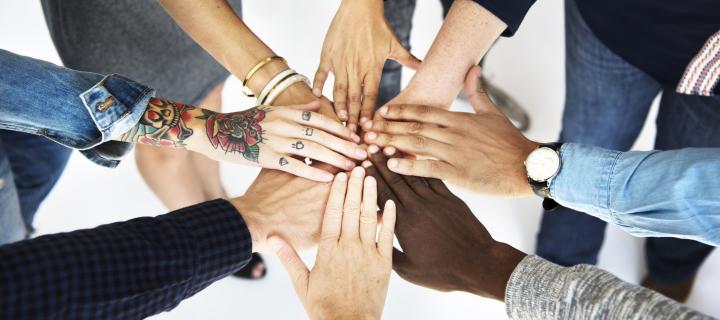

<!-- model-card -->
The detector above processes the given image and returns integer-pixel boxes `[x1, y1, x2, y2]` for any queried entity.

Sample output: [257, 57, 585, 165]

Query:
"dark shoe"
[641, 274, 696, 303]
[233, 253, 267, 280]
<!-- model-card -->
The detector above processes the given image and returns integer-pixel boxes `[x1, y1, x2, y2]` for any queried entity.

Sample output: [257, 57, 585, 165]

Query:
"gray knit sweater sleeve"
[505, 255, 714, 320]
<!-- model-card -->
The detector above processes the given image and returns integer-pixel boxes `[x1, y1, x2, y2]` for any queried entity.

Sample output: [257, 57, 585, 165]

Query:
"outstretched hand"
[362, 66, 538, 196]
[363, 147, 526, 300]
[314, 0, 421, 132]
[270, 167, 396, 320]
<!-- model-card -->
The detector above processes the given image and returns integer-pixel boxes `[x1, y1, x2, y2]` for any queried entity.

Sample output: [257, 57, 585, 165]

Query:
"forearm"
[505, 255, 711, 320]
[0, 200, 252, 319]
[550, 144, 720, 246]
[395, 0, 506, 107]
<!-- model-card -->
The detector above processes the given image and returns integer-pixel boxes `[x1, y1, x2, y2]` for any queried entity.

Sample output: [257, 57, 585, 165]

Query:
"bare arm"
[391, 0, 506, 108]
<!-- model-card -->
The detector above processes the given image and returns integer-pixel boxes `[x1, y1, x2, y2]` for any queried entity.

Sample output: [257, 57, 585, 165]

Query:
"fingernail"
[363, 121, 373, 130]
[378, 106, 388, 116]
[268, 237, 283, 252]
[336, 172, 347, 181]
[384, 146, 396, 156]
[360, 117, 369, 124]
[356, 148, 367, 158]
[366, 132, 377, 141]
[351, 133, 361, 143]
[346, 160, 356, 169]
[362, 160, 372, 168]
[352, 166, 365, 177]
[368, 145, 380, 154]
[388, 158, 398, 169]
[338, 110, 348, 120]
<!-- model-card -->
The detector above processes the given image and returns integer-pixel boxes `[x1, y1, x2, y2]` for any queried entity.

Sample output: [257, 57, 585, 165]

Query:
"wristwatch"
[524, 143, 562, 210]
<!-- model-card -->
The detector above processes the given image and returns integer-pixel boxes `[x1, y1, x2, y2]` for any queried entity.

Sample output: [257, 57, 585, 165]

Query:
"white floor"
[1, 1, 718, 319]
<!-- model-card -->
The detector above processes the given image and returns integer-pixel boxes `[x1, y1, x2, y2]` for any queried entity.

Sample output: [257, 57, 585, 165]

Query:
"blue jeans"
[536, 0, 716, 283]
[0, 130, 71, 244]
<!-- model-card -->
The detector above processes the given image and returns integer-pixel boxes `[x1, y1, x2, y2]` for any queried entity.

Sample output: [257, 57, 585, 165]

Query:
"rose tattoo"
[201, 107, 266, 162]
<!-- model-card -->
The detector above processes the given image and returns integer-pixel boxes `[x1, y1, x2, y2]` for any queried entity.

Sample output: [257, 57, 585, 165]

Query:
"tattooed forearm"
[118, 98, 195, 148]
[198, 107, 268, 163]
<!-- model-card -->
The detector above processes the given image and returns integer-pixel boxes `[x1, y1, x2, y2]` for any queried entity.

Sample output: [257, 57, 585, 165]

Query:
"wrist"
[465, 242, 526, 301]
[229, 196, 267, 253]
[516, 140, 540, 196]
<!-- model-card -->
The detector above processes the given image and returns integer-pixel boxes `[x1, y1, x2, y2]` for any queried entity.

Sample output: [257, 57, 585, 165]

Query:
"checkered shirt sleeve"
[0, 199, 252, 319]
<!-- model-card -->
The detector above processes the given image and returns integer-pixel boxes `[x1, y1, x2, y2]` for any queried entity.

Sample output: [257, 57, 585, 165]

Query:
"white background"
[1, 0, 718, 319]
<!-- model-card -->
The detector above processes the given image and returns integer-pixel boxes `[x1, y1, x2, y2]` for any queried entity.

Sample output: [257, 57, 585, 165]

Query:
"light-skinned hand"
[270, 167, 396, 320]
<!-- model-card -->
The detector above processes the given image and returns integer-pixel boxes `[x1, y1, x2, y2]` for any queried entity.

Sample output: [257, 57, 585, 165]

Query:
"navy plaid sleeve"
[0, 199, 252, 320]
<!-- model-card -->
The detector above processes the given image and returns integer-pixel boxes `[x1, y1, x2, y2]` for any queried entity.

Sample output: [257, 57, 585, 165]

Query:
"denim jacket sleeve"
[550, 143, 720, 246]
[0, 49, 154, 168]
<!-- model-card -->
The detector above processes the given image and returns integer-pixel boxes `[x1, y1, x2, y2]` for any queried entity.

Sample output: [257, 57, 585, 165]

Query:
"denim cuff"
[549, 143, 622, 223]
[78, 74, 155, 167]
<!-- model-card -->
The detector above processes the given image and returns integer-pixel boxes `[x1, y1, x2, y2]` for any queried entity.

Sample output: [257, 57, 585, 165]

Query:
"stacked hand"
[362, 66, 538, 196]
[363, 148, 526, 300]
[314, 0, 421, 131]
[270, 167, 396, 319]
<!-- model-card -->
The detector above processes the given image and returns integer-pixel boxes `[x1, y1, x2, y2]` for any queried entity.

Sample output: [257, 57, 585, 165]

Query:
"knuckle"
[418, 105, 432, 115]
[407, 122, 423, 134]
[359, 212, 375, 224]
[343, 204, 361, 215]
[364, 92, 378, 101]
[349, 95, 361, 103]
[411, 135, 426, 148]
[379, 189, 395, 202]
[429, 161, 443, 173]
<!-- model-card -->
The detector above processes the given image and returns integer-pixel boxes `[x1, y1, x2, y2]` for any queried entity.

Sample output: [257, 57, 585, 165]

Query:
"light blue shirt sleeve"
[549, 143, 720, 246]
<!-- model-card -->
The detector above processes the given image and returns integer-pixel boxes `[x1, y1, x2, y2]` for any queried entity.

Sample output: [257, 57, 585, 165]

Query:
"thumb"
[390, 39, 422, 70]
[464, 65, 501, 115]
[269, 236, 310, 297]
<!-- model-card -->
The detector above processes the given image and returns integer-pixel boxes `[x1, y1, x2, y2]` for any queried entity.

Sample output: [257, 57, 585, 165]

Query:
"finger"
[364, 132, 455, 161]
[333, 71, 349, 122]
[347, 70, 362, 131]
[389, 39, 422, 70]
[360, 176, 379, 246]
[360, 72, 381, 125]
[320, 172, 349, 245]
[464, 65, 501, 115]
[269, 236, 309, 297]
[378, 200, 397, 258]
[362, 158, 400, 206]
[288, 124, 366, 161]
[273, 100, 321, 112]
[427, 177, 454, 197]
[341, 166, 366, 241]
[362, 119, 449, 142]
[366, 145, 413, 202]
[275, 137, 355, 171]
[269, 151, 334, 182]
[275, 109, 361, 144]
[313, 62, 330, 98]
[386, 158, 453, 180]
[377, 104, 464, 127]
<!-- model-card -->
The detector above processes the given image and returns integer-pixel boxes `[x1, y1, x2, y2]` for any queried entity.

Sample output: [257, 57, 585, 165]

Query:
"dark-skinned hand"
[362, 145, 526, 301]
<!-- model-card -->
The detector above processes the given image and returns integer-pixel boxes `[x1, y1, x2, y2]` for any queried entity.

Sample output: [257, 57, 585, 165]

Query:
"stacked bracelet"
[257, 69, 297, 105]
[242, 56, 287, 97]
[262, 73, 310, 105]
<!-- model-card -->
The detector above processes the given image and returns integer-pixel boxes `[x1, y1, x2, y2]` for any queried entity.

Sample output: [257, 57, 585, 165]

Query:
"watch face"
[526, 147, 561, 182]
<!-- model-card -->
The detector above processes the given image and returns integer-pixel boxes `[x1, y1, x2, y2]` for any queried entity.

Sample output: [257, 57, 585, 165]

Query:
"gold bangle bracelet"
[242, 56, 287, 97]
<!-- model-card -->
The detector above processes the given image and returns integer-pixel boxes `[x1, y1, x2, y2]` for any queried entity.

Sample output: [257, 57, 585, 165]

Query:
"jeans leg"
[378, 0, 416, 106]
[644, 92, 719, 283]
[0, 130, 71, 229]
[535, 0, 661, 266]
[0, 139, 26, 245]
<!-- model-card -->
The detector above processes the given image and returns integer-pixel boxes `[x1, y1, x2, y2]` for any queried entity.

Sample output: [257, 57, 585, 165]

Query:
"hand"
[363, 148, 526, 300]
[197, 101, 367, 182]
[362, 66, 538, 196]
[230, 167, 332, 253]
[270, 167, 396, 320]
[314, 0, 421, 131]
